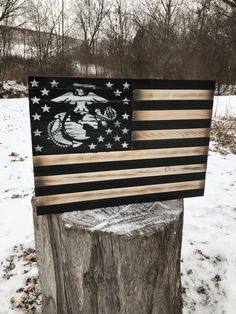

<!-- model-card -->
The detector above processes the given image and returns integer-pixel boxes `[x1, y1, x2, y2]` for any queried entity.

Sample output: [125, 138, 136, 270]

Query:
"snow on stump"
[32, 199, 183, 314]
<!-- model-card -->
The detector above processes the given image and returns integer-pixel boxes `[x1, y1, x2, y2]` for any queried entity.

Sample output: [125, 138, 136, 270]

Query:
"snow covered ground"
[0, 96, 235, 313]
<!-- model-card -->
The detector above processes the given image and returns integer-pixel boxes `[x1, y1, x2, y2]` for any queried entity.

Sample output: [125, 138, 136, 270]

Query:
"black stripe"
[132, 138, 210, 150]
[133, 80, 215, 90]
[133, 100, 213, 110]
[132, 120, 211, 130]
[34, 155, 208, 176]
[36, 188, 205, 215]
[35, 172, 206, 196]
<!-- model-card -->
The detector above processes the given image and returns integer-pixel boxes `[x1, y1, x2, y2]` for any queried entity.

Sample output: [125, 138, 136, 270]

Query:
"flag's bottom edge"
[36, 189, 204, 215]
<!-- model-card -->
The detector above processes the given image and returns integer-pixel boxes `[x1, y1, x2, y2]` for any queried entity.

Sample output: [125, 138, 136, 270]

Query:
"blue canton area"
[29, 78, 132, 155]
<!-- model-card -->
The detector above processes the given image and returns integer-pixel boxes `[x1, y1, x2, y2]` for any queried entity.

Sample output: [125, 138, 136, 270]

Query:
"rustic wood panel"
[133, 110, 212, 120]
[132, 128, 209, 141]
[33, 146, 209, 167]
[36, 180, 204, 206]
[28, 77, 214, 214]
[35, 163, 207, 186]
[133, 89, 213, 100]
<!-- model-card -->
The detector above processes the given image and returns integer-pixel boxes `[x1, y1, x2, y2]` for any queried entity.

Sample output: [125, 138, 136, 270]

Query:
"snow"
[182, 152, 236, 313]
[0, 81, 27, 98]
[0, 98, 35, 314]
[213, 96, 236, 118]
[0, 96, 236, 313]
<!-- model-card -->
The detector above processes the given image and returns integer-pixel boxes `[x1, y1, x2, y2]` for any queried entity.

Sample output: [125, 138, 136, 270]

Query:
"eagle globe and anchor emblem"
[48, 83, 117, 148]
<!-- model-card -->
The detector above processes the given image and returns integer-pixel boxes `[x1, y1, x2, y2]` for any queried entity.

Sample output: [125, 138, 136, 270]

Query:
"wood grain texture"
[36, 179, 204, 206]
[35, 163, 207, 186]
[133, 89, 213, 100]
[33, 198, 184, 314]
[132, 128, 209, 141]
[33, 146, 208, 166]
[133, 110, 212, 121]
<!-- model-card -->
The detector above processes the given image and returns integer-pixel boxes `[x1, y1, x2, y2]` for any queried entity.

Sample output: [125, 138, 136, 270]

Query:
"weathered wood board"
[28, 77, 215, 215]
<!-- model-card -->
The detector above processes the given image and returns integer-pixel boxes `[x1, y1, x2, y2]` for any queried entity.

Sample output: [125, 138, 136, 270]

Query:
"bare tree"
[220, 0, 236, 8]
[0, 0, 25, 81]
[0, 0, 24, 23]
[138, 0, 182, 78]
[25, 0, 70, 74]
[103, 0, 134, 76]
[73, 0, 109, 75]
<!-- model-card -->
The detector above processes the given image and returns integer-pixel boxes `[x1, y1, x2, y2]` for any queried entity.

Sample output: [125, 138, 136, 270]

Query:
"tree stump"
[32, 199, 183, 314]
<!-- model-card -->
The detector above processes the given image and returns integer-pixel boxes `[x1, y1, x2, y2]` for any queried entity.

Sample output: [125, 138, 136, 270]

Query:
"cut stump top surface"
[61, 200, 183, 237]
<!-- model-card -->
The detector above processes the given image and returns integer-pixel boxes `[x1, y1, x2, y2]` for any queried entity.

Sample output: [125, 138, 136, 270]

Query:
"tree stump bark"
[32, 199, 183, 314]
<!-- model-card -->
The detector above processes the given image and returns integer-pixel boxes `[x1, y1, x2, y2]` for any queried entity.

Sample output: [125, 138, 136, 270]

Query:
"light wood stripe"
[36, 180, 205, 206]
[35, 164, 207, 187]
[133, 110, 212, 121]
[133, 89, 213, 100]
[34, 146, 208, 167]
[132, 128, 209, 141]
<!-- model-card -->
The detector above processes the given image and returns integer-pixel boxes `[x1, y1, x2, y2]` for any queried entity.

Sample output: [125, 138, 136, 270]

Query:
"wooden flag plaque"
[28, 77, 215, 215]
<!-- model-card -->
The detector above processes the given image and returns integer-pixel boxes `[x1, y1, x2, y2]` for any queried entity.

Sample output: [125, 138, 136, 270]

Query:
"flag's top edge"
[28, 76, 215, 90]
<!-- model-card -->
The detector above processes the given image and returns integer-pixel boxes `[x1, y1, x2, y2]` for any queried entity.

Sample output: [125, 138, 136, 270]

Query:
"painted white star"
[122, 127, 129, 134]
[34, 145, 43, 152]
[123, 82, 130, 89]
[40, 88, 50, 96]
[105, 143, 112, 149]
[105, 81, 113, 88]
[121, 141, 129, 148]
[122, 113, 129, 120]
[97, 135, 105, 142]
[33, 129, 42, 136]
[114, 135, 121, 142]
[41, 104, 51, 112]
[114, 120, 121, 127]
[122, 97, 130, 104]
[31, 96, 40, 104]
[105, 128, 112, 134]
[30, 79, 39, 87]
[32, 113, 41, 120]
[89, 143, 96, 150]
[50, 80, 59, 87]
[114, 89, 122, 97]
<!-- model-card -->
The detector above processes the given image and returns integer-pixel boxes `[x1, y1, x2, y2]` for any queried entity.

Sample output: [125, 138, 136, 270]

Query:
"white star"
[40, 88, 50, 96]
[33, 129, 42, 136]
[122, 97, 130, 105]
[105, 128, 112, 134]
[50, 80, 59, 87]
[123, 82, 130, 89]
[114, 89, 122, 97]
[31, 96, 40, 104]
[114, 135, 121, 142]
[41, 104, 51, 112]
[122, 127, 129, 134]
[89, 143, 96, 150]
[32, 113, 41, 120]
[105, 143, 112, 149]
[30, 79, 39, 87]
[122, 113, 129, 120]
[105, 81, 113, 88]
[114, 120, 121, 127]
[34, 145, 43, 152]
[121, 141, 129, 148]
[97, 135, 105, 142]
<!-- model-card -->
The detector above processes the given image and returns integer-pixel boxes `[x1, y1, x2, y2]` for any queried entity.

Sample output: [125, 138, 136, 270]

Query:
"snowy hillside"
[0, 97, 236, 314]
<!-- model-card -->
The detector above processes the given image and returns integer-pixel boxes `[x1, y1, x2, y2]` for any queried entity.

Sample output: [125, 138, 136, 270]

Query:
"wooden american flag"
[28, 77, 215, 215]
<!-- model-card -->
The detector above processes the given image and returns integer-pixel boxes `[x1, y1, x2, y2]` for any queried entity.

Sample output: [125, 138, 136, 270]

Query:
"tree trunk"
[32, 199, 183, 314]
